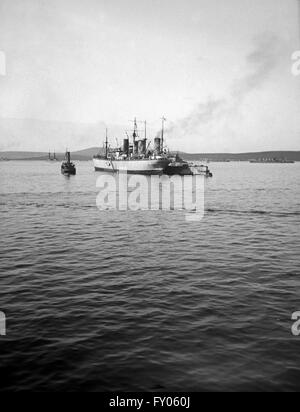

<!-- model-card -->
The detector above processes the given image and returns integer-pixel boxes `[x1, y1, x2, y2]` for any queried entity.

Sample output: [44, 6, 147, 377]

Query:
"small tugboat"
[61, 151, 76, 175]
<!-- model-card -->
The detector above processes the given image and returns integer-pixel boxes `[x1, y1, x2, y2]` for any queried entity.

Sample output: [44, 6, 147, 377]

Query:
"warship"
[93, 119, 170, 175]
[93, 118, 213, 176]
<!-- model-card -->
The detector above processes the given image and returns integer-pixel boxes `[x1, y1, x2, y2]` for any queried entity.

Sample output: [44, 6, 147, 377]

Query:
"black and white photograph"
[0, 0, 300, 396]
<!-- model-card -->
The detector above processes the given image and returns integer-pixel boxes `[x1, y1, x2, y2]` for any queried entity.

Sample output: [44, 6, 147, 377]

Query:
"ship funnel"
[138, 139, 147, 155]
[123, 139, 129, 156]
[154, 137, 161, 154]
[133, 141, 139, 155]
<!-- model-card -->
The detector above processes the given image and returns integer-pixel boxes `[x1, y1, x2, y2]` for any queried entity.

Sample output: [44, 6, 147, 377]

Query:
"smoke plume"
[165, 33, 286, 152]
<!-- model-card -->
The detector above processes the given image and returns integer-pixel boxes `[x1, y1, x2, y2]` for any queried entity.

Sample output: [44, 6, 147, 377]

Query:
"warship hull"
[93, 157, 170, 175]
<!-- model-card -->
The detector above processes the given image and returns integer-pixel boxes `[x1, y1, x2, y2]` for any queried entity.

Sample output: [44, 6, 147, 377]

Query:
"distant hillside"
[0, 151, 47, 160]
[178, 151, 300, 162]
[73, 147, 104, 158]
[0, 149, 299, 162]
[0, 151, 96, 161]
[1, 118, 299, 162]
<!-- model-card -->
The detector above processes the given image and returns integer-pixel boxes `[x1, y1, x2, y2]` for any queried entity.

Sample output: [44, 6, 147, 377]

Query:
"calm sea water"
[0, 160, 299, 392]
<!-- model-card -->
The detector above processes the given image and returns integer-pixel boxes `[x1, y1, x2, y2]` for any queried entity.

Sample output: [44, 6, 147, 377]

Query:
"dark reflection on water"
[0, 161, 300, 391]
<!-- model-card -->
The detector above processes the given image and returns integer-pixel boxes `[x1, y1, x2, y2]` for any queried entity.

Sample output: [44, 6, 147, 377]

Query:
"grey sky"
[0, 0, 299, 152]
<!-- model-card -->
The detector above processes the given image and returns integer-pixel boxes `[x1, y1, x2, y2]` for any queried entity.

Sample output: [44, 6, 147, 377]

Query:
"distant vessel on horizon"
[48, 150, 57, 162]
[250, 158, 295, 164]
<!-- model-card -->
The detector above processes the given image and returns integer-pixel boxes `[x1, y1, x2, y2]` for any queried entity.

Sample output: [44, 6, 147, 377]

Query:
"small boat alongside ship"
[165, 154, 213, 177]
[93, 118, 213, 177]
[61, 151, 76, 175]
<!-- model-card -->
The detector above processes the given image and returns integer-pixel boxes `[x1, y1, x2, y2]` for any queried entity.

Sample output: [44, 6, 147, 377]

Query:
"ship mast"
[161, 117, 166, 153]
[105, 128, 108, 159]
[133, 117, 138, 144]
